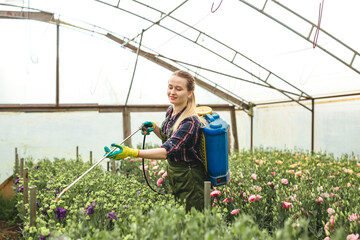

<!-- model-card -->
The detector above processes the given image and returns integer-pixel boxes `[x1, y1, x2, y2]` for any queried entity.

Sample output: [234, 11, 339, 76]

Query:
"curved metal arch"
[238, 0, 360, 75]
[94, 0, 313, 111]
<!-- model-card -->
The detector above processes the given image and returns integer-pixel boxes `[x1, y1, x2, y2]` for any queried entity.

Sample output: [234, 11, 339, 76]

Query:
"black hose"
[141, 134, 165, 195]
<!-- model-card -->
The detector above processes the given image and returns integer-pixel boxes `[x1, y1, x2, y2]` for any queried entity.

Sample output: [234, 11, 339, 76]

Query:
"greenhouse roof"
[1, 0, 360, 111]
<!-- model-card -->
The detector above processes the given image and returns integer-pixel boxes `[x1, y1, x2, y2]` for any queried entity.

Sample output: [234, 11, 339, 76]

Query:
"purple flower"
[17, 186, 23, 192]
[136, 190, 141, 195]
[36, 202, 40, 208]
[14, 178, 20, 185]
[55, 188, 59, 195]
[39, 233, 51, 240]
[41, 207, 50, 216]
[86, 205, 95, 215]
[54, 207, 67, 220]
[108, 212, 118, 221]
[34, 165, 39, 169]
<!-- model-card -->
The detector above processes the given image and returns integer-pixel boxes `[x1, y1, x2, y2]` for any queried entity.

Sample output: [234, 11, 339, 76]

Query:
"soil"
[0, 221, 21, 240]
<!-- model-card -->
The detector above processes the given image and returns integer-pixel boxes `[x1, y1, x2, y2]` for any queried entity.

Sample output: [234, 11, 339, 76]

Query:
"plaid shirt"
[161, 106, 202, 163]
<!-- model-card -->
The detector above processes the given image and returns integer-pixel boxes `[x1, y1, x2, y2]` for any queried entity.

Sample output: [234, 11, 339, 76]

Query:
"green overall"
[160, 117, 206, 212]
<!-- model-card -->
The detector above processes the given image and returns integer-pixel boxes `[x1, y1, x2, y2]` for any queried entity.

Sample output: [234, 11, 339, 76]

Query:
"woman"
[104, 70, 206, 212]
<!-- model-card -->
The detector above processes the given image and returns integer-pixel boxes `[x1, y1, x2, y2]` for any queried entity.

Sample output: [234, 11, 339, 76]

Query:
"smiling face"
[167, 75, 192, 107]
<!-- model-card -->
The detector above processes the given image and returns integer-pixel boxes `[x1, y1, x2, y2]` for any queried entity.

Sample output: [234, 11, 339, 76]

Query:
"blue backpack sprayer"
[196, 106, 230, 187]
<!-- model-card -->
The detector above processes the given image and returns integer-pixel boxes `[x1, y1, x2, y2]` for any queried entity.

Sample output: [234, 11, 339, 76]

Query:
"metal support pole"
[15, 148, 19, 175]
[56, 18, 60, 106]
[90, 151, 92, 164]
[23, 168, 29, 211]
[76, 146, 79, 161]
[29, 186, 37, 227]
[204, 181, 211, 210]
[311, 99, 315, 154]
[20, 158, 24, 178]
[250, 115, 254, 152]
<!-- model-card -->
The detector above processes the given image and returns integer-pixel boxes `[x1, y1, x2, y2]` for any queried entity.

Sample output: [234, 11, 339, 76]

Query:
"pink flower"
[281, 201, 293, 210]
[317, 197, 323, 203]
[150, 160, 157, 165]
[223, 198, 229, 203]
[271, 172, 275, 176]
[158, 169, 165, 175]
[327, 208, 335, 215]
[293, 185, 299, 191]
[281, 178, 288, 185]
[231, 209, 239, 215]
[251, 174, 257, 180]
[330, 215, 335, 225]
[295, 171, 302, 176]
[248, 195, 256, 202]
[267, 182, 273, 186]
[347, 234, 359, 240]
[256, 195, 262, 201]
[162, 172, 168, 178]
[334, 187, 339, 191]
[348, 213, 358, 222]
[156, 178, 163, 186]
[324, 237, 330, 240]
[210, 190, 221, 197]
[153, 165, 159, 171]
[130, 158, 134, 162]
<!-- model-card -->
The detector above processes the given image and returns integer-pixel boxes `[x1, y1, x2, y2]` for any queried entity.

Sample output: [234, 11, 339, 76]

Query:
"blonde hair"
[172, 70, 200, 131]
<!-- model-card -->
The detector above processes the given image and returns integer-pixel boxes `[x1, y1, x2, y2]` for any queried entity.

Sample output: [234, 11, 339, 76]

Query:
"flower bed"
[13, 149, 360, 240]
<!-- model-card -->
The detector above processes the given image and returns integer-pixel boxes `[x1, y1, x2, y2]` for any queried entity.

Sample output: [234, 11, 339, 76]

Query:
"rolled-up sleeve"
[161, 118, 196, 161]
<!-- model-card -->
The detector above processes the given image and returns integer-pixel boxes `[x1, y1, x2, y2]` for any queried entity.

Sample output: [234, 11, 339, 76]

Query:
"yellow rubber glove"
[104, 143, 139, 160]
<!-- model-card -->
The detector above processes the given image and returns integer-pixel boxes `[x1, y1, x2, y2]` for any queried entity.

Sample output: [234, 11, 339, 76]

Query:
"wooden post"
[230, 106, 239, 152]
[76, 146, 79, 161]
[15, 148, 19, 175]
[107, 161, 110, 171]
[111, 160, 116, 174]
[23, 168, 29, 215]
[29, 186, 37, 227]
[20, 158, 24, 178]
[90, 151, 93, 164]
[204, 181, 211, 210]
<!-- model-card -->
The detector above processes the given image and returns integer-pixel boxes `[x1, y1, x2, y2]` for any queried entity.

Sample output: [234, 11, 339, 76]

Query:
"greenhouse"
[0, 0, 359, 239]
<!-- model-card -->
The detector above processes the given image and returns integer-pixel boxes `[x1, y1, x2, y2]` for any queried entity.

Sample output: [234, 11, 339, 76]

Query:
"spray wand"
[54, 128, 141, 203]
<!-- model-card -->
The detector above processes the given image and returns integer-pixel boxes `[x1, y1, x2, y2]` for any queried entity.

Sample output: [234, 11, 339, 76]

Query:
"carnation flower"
[281, 178, 288, 185]
[317, 197, 323, 203]
[248, 194, 256, 202]
[231, 209, 239, 215]
[210, 190, 221, 197]
[347, 234, 359, 240]
[327, 208, 335, 215]
[156, 178, 163, 186]
[251, 174, 257, 180]
[281, 201, 293, 210]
